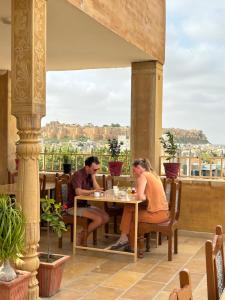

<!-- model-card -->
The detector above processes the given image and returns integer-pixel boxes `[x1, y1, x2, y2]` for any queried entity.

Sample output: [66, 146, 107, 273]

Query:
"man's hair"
[85, 156, 100, 166]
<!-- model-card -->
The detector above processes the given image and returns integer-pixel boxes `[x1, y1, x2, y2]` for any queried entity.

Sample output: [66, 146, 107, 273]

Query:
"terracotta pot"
[163, 163, 180, 179]
[108, 161, 123, 176]
[63, 163, 71, 174]
[37, 253, 70, 297]
[0, 270, 30, 300]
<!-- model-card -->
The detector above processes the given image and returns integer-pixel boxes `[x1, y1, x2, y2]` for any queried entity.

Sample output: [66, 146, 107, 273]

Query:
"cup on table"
[113, 185, 119, 196]
[94, 191, 101, 198]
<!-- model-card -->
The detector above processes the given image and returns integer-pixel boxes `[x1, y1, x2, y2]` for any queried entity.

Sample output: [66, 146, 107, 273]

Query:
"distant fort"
[41, 121, 210, 144]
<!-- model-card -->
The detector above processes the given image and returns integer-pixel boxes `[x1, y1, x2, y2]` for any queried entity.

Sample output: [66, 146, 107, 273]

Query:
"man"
[67, 156, 109, 244]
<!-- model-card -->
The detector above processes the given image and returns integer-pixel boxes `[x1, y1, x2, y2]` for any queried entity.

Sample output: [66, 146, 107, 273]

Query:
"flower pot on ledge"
[108, 161, 123, 176]
[0, 270, 30, 300]
[163, 162, 180, 179]
[37, 252, 70, 297]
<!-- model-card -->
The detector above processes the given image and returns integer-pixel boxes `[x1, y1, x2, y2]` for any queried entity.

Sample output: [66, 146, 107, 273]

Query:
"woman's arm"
[135, 174, 147, 200]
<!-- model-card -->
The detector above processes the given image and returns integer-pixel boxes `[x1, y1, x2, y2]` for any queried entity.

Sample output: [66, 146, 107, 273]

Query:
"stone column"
[11, 1, 46, 299]
[131, 61, 163, 173]
[0, 71, 9, 184]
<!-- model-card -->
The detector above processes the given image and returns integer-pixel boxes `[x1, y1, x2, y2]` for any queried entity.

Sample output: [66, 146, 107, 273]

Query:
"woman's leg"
[120, 204, 135, 235]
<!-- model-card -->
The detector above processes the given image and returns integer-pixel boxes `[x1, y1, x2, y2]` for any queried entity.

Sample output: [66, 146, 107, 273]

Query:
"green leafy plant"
[0, 195, 25, 282]
[107, 138, 123, 161]
[160, 132, 179, 161]
[40, 197, 67, 262]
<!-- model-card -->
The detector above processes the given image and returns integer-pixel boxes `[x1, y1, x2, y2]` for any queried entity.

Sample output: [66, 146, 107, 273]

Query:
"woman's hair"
[132, 158, 153, 172]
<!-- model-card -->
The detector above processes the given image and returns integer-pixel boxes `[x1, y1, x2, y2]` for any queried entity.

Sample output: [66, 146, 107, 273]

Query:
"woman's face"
[132, 164, 145, 177]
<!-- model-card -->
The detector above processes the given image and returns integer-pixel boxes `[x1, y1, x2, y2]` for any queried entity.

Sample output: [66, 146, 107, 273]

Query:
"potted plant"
[160, 131, 180, 178]
[38, 196, 69, 297]
[62, 155, 71, 174]
[107, 138, 123, 176]
[0, 195, 30, 300]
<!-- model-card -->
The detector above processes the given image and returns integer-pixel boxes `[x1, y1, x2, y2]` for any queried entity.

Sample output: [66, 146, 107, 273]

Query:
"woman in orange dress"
[111, 158, 169, 250]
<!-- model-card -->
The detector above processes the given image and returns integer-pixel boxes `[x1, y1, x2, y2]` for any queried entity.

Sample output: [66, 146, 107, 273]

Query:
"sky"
[43, 0, 225, 145]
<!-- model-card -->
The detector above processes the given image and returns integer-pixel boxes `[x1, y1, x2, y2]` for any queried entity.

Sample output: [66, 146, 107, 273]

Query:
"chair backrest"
[102, 174, 114, 191]
[39, 174, 46, 198]
[169, 269, 193, 300]
[8, 171, 18, 184]
[205, 225, 225, 300]
[165, 180, 182, 225]
[55, 174, 71, 205]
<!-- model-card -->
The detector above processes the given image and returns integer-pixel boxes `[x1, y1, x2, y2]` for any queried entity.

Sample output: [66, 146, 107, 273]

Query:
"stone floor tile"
[101, 270, 143, 289]
[122, 279, 164, 300]
[153, 291, 171, 300]
[91, 260, 128, 274]
[144, 265, 179, 283]
[82, 286, 123, 300]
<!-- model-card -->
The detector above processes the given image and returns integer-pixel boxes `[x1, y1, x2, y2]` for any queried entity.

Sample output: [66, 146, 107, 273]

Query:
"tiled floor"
[39, 230, 210, 300]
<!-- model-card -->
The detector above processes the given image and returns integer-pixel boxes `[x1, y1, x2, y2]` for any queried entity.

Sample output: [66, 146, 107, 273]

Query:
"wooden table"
[0, 183, 16, 195]
[73, 192, 144, 262]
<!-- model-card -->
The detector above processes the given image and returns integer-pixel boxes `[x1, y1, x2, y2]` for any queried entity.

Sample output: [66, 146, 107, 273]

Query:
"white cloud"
[44, 1, 225, 144]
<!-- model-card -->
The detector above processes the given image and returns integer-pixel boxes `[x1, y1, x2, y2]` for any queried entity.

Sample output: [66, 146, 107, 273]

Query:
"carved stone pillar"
[11, 1, 46, 299]
[131, 61, 163, 173]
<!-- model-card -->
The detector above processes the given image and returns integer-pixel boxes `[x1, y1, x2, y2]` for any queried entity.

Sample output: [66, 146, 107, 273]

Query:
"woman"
[111, 158, 169, 250]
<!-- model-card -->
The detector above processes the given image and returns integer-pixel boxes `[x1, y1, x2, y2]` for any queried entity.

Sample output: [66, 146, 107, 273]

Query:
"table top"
[75, 192, 143, 204]
[0, 183, 17, 195]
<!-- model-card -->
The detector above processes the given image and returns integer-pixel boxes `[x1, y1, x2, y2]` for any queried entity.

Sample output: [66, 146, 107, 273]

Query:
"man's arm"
[91, 174, 102, 190]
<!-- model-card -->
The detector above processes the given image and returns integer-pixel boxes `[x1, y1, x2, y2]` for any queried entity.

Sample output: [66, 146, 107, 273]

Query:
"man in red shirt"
[67, 156, 109, 244]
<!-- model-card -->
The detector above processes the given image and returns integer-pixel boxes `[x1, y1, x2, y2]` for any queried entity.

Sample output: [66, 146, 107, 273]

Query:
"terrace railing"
[160, 156, 225, 179]
[39, 152, 225, 179]
[39, 152, 131, 175]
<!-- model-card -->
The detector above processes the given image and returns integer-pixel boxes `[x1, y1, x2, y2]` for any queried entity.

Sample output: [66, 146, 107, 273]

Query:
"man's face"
[87, 163, 100, 175]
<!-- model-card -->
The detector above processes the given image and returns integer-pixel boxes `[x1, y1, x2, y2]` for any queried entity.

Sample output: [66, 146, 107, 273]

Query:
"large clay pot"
[0, 270, 30, 300]
[108, 161, 123, 176]
[163, 163, 180, 179]
[63, 163, 71, 174]
[38, 253, 70, 297]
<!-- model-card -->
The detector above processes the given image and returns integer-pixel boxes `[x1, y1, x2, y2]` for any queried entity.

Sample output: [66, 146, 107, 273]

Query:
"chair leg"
[93, 229, 97, 245]
[82, 229, 88, 247]
[174, 229, 178, 254]
[105, 223, 109, 238]
[168, 234, 172, 261]
[70, 224, 74, 242]
[158, 232, 162, 245]
[146, 233, 150, 252]
[58, 236, 62, 248]
[113, 216, 117, 233]
[138, 235, 145, 258]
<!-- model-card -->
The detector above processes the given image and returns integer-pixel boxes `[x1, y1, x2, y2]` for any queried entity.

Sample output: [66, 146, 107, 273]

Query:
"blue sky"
[43, 0, 225, 144]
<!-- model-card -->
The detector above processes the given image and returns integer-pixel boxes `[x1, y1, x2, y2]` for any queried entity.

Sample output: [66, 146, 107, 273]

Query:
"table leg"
[134, 201, 138, 262]
[73, 198, 77, 255]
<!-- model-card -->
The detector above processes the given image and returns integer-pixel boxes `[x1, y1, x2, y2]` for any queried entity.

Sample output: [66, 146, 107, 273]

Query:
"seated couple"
[67, 156, 169, 249]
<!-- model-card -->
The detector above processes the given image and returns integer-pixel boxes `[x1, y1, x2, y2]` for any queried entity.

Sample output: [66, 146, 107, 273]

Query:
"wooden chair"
[8, 171, 18, 184]
[169, 269, 193, 300]
[205, 225, 225, 300]
[39, 174, 47, 198]
[55, 176, 97, 248]
[102, 174, 123, 234]
[138, 180, 182, 261]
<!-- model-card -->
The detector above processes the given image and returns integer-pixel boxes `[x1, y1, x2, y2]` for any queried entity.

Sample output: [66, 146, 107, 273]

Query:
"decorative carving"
[12, 0, 46, 117]
[12, 1, 47, 299]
